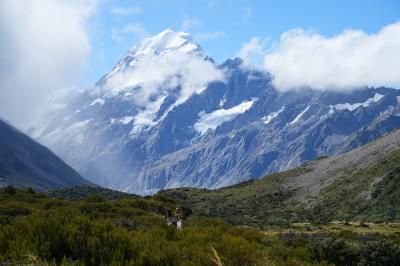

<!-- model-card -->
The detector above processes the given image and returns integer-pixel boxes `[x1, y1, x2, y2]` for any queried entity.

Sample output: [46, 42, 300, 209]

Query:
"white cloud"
[123, 23, 146, 36]
[237, 37, 269, 68]
[106, 52, 225, 107]
[111, 28, 124, 43]
[112, 23, 147, 43]
[181, 18, 203, 31]
[264, 22, 400, 91]
[0, 0, 95, 129]
[194, 31, 225, 41]
[241, 6, 252, 23]
[110, 6, 142, 15]
[208, 0, 217, 8]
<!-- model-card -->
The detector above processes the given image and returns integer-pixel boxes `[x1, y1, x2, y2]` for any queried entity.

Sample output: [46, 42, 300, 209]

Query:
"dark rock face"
[33, 31, 400, 195]
[0, 120, 91, 190]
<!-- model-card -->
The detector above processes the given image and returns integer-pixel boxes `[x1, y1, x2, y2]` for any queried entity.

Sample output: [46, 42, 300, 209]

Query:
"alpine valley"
[33, 29, 400, 195]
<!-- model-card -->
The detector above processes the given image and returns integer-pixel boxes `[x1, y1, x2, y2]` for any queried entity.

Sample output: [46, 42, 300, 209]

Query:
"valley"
[2, 130, 400, 265]
[1, 4, 400, 264]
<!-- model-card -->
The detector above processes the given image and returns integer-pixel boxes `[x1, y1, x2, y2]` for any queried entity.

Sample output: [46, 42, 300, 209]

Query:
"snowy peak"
[128, 28, 206, 59]
[98, 29, 213, 90]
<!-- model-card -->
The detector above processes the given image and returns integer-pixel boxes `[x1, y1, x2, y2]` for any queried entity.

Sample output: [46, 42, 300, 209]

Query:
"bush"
[359, 239, 400, 266]
[4, 185, 16, 195]
[307, 236, 359, 266]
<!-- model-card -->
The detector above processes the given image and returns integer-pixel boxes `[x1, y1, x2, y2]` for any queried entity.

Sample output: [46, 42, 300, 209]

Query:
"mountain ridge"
[33, 29, 400, 194]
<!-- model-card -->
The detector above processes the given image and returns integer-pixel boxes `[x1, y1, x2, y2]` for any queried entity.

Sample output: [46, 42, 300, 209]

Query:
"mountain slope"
[34, 29, 400, 194]
[159, 128, 400, 227]
[0, 119, 92, 190]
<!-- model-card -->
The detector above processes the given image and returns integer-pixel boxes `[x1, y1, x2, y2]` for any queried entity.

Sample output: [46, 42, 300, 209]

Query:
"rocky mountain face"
[0, 119, 91, 190]
[33, 29, 400, 195]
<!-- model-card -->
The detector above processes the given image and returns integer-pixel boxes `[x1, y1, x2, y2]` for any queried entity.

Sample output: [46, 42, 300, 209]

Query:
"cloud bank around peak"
[0, 0, 95, 129]
[266, 22, 400, 91]
[239, 22, 400, 91]
[105, 52, 225, 108]
[236, 37, 269, 68]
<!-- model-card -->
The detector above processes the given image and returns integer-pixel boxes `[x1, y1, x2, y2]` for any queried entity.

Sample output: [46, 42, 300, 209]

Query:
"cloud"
[237, 37, 269, 68]
[111, 23, 147, 44]
[110, 6, 142, 15]
[194, 31, 225, 41]
[264, 22, 400, 91]
[241, 6, 252, 23]
[181, 17, 203, 31]
[0, 0, 95, 129]
[207, 0, 217, 8]
[106, 53, 225, 108]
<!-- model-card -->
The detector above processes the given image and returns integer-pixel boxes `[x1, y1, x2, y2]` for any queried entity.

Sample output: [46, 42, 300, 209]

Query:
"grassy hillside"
[45, 186, 138, 201]
[159, 129, 400, 227]
[1, 188, 400, 265]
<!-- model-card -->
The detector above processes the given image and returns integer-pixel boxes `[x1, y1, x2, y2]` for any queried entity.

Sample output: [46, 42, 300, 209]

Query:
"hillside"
[0, 119, 92, 190]
[159, 129, 400, 227]
[46, 186, 138, 201]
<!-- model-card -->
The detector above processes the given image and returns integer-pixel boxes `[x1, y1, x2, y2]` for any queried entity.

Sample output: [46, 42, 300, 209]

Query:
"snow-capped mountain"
[34, 29, 400, 194]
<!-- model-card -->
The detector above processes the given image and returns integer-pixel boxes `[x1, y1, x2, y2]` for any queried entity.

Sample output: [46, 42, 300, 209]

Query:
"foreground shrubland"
[1, 188, 400, 265]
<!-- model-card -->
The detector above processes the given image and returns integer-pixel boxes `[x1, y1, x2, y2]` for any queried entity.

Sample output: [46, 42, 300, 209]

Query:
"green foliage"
[308, 149, 400, 223]
[1, 189, 400, 265]
[45, 186, 137, 201]
[0, 189, 313, 265]
[4, 185, 16, 195]
[159, 168, 311, 229]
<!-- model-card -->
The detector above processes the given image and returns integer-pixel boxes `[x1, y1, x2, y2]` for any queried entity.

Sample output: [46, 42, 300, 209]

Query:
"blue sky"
[86, 0, 400, 87]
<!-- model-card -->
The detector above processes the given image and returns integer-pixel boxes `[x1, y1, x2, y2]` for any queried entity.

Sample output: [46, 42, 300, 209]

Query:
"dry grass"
[210, 246, 223, 266]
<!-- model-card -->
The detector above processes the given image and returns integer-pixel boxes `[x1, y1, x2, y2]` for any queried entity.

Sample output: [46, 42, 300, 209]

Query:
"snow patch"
[89, 98, 105, 106]
[130, 96, 168, 135]
[290, 106, 310, 125]
[194, 99, 256, 134]
[219, 96, 227, 107]
[331, 93, 384, 112]
[69, 120, 90, 130]
[262, 107, 284, 125]
[119, 116, 134, 125]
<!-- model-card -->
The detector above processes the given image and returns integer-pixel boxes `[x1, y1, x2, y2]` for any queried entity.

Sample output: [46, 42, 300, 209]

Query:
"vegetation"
[3, 136, 400, 265]
[159, 167, 314, 228]
[45, 186, 138, 201]
[308, 149, 400, 223]
[160, 149, 400, 228]
[1, 188, 399, 265]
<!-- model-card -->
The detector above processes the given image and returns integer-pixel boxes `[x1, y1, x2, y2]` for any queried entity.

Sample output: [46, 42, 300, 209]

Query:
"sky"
[0, 0, 399, 128]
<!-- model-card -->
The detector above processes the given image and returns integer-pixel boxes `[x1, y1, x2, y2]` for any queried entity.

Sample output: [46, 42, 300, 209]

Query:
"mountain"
[33, 29, 400, 194]
[160, 128, 400, 227]
[0, 119, 92, 190]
